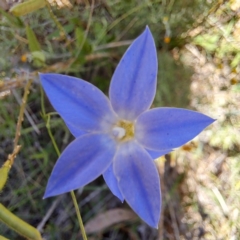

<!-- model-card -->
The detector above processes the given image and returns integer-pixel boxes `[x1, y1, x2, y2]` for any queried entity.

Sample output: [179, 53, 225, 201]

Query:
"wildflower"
[39, 27, 214, 228]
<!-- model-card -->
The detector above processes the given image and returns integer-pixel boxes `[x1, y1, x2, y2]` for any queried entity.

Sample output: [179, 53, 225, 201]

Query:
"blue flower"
[40, 27, 214, 228]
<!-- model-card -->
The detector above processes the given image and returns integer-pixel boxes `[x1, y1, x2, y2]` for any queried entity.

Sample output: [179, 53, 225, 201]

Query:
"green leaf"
[75, 27, 92, 54]
[9, 0, 46, 17]
[194, 34, 220, 52]
[231, 52, 240, 68]
[74, 27, 93, 64]
[25, 25, 46, 67]
[25, 25, 41, 52]
[31, 51, 45, 62]
[0, 7, 23, 28]
[31, 51, 46, 68]
[0, 203, 42, 240]
[0, 235, 10, 240]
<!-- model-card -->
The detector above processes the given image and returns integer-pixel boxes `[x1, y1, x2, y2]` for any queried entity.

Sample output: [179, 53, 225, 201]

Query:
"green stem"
[43, 112, 87, 239]
[44, 0, 72, 53]
[0, 203, 42, 240]
[46, 115, 60, 157]
[70, 191, 88, 240]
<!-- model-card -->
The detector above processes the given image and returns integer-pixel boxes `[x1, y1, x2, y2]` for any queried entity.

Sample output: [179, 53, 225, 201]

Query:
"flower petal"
[109, 26, 157, 121]
[114, 141, 161, 228]
[103, 163, 124, 202]
[40, 73, 117, 133]
[44, 133, 116, 198]
[65, 121, 85, 138]
[146, 149, 172, 159]
[136, 108, 215, 151]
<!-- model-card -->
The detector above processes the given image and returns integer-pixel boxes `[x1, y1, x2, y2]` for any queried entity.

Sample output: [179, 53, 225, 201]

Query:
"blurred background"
[0, 0, 239, 239]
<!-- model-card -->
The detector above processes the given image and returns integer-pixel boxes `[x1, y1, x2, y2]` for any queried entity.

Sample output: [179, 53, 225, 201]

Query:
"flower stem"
[46, 115, 60, 157]
[42, 110, 87, 239]
[70, 191, 88, 240]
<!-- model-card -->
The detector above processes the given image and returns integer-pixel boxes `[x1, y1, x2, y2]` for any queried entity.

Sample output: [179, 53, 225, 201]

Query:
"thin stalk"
[46, 115, 60, 157]
[70, 191, 88, 240]
[43, 112, 87, 239]
[44, 0, 72, 53]
[11, 77, 33, 165]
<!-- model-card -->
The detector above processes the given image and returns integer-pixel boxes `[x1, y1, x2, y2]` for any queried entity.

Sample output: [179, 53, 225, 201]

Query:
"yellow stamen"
[112, 120, 134, 142]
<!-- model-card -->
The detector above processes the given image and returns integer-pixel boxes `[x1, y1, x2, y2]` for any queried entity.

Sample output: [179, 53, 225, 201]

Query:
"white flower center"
[112, 126, 126, 139]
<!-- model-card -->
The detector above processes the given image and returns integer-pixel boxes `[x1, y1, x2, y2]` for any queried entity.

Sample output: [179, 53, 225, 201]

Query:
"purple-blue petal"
[103, 163, 124, 202]
[146, 149, 172, 159]
[114, 141, 161, 228]
[136, 108, 215, 151]
[109, 26, 157, 121]
[40, 73, 117, 133]
[65, 121, 86, 138]
[44, 133, 116, 198]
